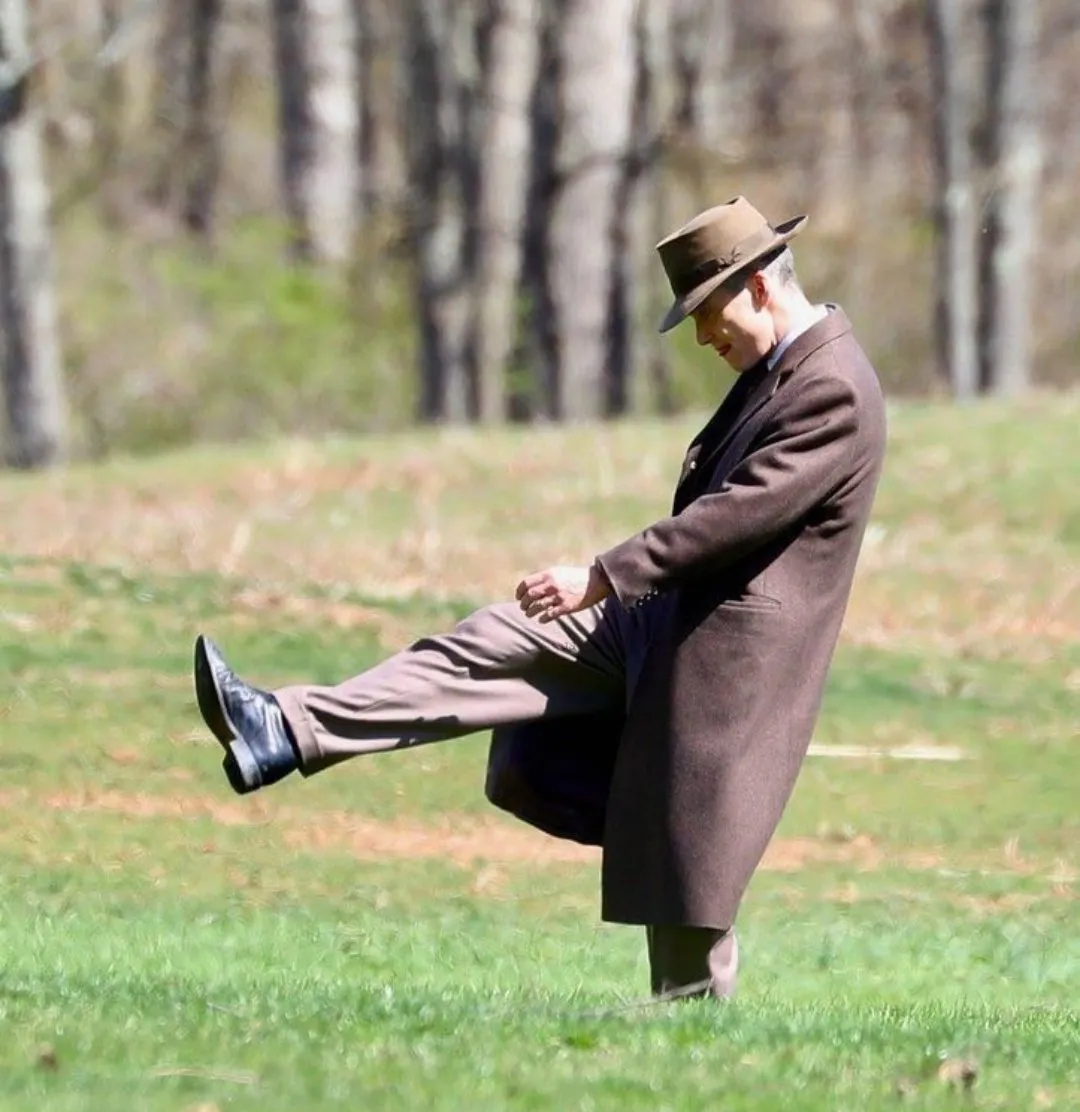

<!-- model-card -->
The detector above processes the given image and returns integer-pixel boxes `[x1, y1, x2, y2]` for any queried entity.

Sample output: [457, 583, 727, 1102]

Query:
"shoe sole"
[193, 634, 261, 793]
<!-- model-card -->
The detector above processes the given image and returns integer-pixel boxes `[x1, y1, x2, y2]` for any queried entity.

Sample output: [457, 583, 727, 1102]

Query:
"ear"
[748, 270, 770, 310]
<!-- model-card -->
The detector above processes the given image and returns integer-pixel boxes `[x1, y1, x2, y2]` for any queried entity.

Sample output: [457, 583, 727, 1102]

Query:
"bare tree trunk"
[747, 1, 786, 164]
[271, 0, 359, 263]
[0, 0, 66, 468]
[848, 0, 905, 208]
[925, 0, 980, 398]
[26, 0, 89, 149]
[840, 0, 908, 327]
[354, 0, 376, 219]
[642, 0, 680, 415]
[977, 0, 1041, 396]
[355, 0, 404, 220]
[180, 0, 224, 237]
[143, 0, 226, 236]
[670, 0, 735, 154]
[809, 1, 857, 234]
[611, 0, 676, 416]
[546, 0, 636, 421]
[471, 0, 539, 424]
[745, 0, 822, 176]
[145, 0, 190, 210]
[94, 0, 126, 225]
[404, 0, 477, 422]
[514, 6, 558, 421]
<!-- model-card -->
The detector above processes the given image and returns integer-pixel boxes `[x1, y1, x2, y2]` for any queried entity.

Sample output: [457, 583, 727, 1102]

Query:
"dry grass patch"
[3, 787, 1074, 884]
[2, 402, 1078, 660]
[228, 587, 424, 647]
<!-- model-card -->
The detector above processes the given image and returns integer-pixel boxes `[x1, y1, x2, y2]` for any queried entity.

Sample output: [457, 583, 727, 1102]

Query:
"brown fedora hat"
[656, 196, 808, 333]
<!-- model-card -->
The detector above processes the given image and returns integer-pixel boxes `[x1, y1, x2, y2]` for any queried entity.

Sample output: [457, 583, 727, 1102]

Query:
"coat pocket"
[714, 593, 782, 614]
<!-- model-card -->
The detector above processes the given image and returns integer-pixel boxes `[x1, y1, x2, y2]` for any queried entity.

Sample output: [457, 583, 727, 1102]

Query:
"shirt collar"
[767, 304, 829, 370]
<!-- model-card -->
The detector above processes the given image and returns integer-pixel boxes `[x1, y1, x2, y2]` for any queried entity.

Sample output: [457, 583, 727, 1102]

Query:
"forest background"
[0, 0, 1076, 467]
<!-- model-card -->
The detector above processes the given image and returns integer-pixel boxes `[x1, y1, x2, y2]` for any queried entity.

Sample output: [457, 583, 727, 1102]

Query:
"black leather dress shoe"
[193, 634, 299, 794]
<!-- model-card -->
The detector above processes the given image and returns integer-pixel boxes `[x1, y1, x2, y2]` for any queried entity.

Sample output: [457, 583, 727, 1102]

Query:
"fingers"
[516, 571, 563, 622]
[517, 573, 555, 607]
[538, 600, 573, 624]
[515, 572, 549, 603]
[524, 588, 558, 620]
[526, 598, 555, 620]
[515, 567, 590, 623]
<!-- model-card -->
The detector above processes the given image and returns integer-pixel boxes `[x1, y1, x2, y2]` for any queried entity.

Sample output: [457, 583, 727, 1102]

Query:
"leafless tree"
[544, 0, 636, 421]
[143, 0, 225, 236]
[271, 0, 359, 263]
[670, 0, 736, 154]
[178, 0, 224, 236]
[0, 0, 67, 468]
[925, 0, 980, 397]
[612, 0, 677, 415]
[355, 0, 404, 220]
[471, 0, 540, 423]
[92, 0, 124, 224]
[403, 0, 477, 422]
[977, 0, 1042, 395]
[0, 0, 1070, 458]
[145, 0, 192, 211]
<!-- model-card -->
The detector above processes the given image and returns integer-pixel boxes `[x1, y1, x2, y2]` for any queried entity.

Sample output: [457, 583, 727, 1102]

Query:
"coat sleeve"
[595, 372, 861, 607]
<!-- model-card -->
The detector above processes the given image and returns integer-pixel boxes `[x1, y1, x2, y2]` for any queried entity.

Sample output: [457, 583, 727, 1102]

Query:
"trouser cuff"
[273, 685, 324, 775]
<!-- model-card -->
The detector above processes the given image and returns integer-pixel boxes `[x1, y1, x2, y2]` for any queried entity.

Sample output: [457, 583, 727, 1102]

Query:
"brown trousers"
[274, 599, 739, 998]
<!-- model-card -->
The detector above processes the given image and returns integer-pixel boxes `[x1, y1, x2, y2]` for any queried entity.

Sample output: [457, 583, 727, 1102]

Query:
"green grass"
[1, 399, 1079, 1108]
[2, 858, 1078, 1110]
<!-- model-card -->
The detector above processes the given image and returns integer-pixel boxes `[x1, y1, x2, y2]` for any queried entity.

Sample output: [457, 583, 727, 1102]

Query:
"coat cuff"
[594, 543, 662, 609]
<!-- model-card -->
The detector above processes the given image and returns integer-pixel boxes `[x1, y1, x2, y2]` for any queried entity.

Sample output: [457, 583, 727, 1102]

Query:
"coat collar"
[678, 305, 854, 489]
[771, 303, 851, 377]
[717, 304, 852, 442]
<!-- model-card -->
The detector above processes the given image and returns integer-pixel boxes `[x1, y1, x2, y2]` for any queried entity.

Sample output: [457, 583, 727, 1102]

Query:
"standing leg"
[645, 925, 739, 1000]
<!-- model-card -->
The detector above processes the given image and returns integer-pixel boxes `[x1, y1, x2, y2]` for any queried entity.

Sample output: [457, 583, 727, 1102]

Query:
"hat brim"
[658, 214, 809, 334]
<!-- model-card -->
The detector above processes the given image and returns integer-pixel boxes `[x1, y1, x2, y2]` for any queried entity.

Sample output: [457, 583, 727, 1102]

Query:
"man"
[194, 195, 887, 1000]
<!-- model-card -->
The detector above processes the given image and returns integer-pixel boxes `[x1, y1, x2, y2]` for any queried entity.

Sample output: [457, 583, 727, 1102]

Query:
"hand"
[515, 563, 612, 623]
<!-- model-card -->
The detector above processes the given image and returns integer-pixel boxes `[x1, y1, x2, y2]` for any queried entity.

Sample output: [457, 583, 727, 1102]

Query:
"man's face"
[690, 274, 773, 373]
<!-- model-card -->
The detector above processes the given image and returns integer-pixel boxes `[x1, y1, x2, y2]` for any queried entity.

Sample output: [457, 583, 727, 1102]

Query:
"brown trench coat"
[486, 307, 887, 929]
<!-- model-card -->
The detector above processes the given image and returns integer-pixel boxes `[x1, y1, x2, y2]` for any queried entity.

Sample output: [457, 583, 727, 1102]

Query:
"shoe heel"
[226, 737, 263, 793]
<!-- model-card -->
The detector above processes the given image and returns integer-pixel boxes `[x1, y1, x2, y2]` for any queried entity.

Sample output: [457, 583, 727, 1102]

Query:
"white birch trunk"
[471, 0, 540, 423]
[546, 0, 636, 420]
[271, 0, 359, 263]
[926, 0, 980, 398]
[978, 0, 1042, 396]
[0, 0, 66, 468]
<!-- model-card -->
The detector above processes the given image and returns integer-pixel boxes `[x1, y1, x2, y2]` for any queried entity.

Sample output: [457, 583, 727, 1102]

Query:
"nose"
[694, 314, 710, 347]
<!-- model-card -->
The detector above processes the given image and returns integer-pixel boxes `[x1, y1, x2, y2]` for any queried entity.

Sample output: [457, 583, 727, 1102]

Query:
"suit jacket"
[486, 307, 887, 928]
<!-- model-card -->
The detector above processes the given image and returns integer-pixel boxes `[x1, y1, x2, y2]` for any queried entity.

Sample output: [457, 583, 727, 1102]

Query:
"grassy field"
[1, 395, 1078, 1110]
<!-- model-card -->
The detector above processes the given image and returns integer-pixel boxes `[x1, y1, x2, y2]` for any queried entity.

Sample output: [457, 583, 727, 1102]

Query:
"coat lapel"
[672, 360, 765, 501]
[677, 307, 854, 500]
[703, 363, 785, 465]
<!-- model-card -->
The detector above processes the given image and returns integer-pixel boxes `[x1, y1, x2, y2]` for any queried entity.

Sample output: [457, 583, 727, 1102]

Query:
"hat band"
[671, 224, 781, 298]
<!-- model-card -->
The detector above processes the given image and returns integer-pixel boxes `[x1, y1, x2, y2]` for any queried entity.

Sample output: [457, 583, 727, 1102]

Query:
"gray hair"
[758, 246, 800, 289]
[720, 245, 802, 298]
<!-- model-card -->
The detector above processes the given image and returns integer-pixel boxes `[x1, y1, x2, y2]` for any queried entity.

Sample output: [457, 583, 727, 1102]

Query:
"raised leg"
[275, 599, 630, 774]
[195, 597, 638, 792]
